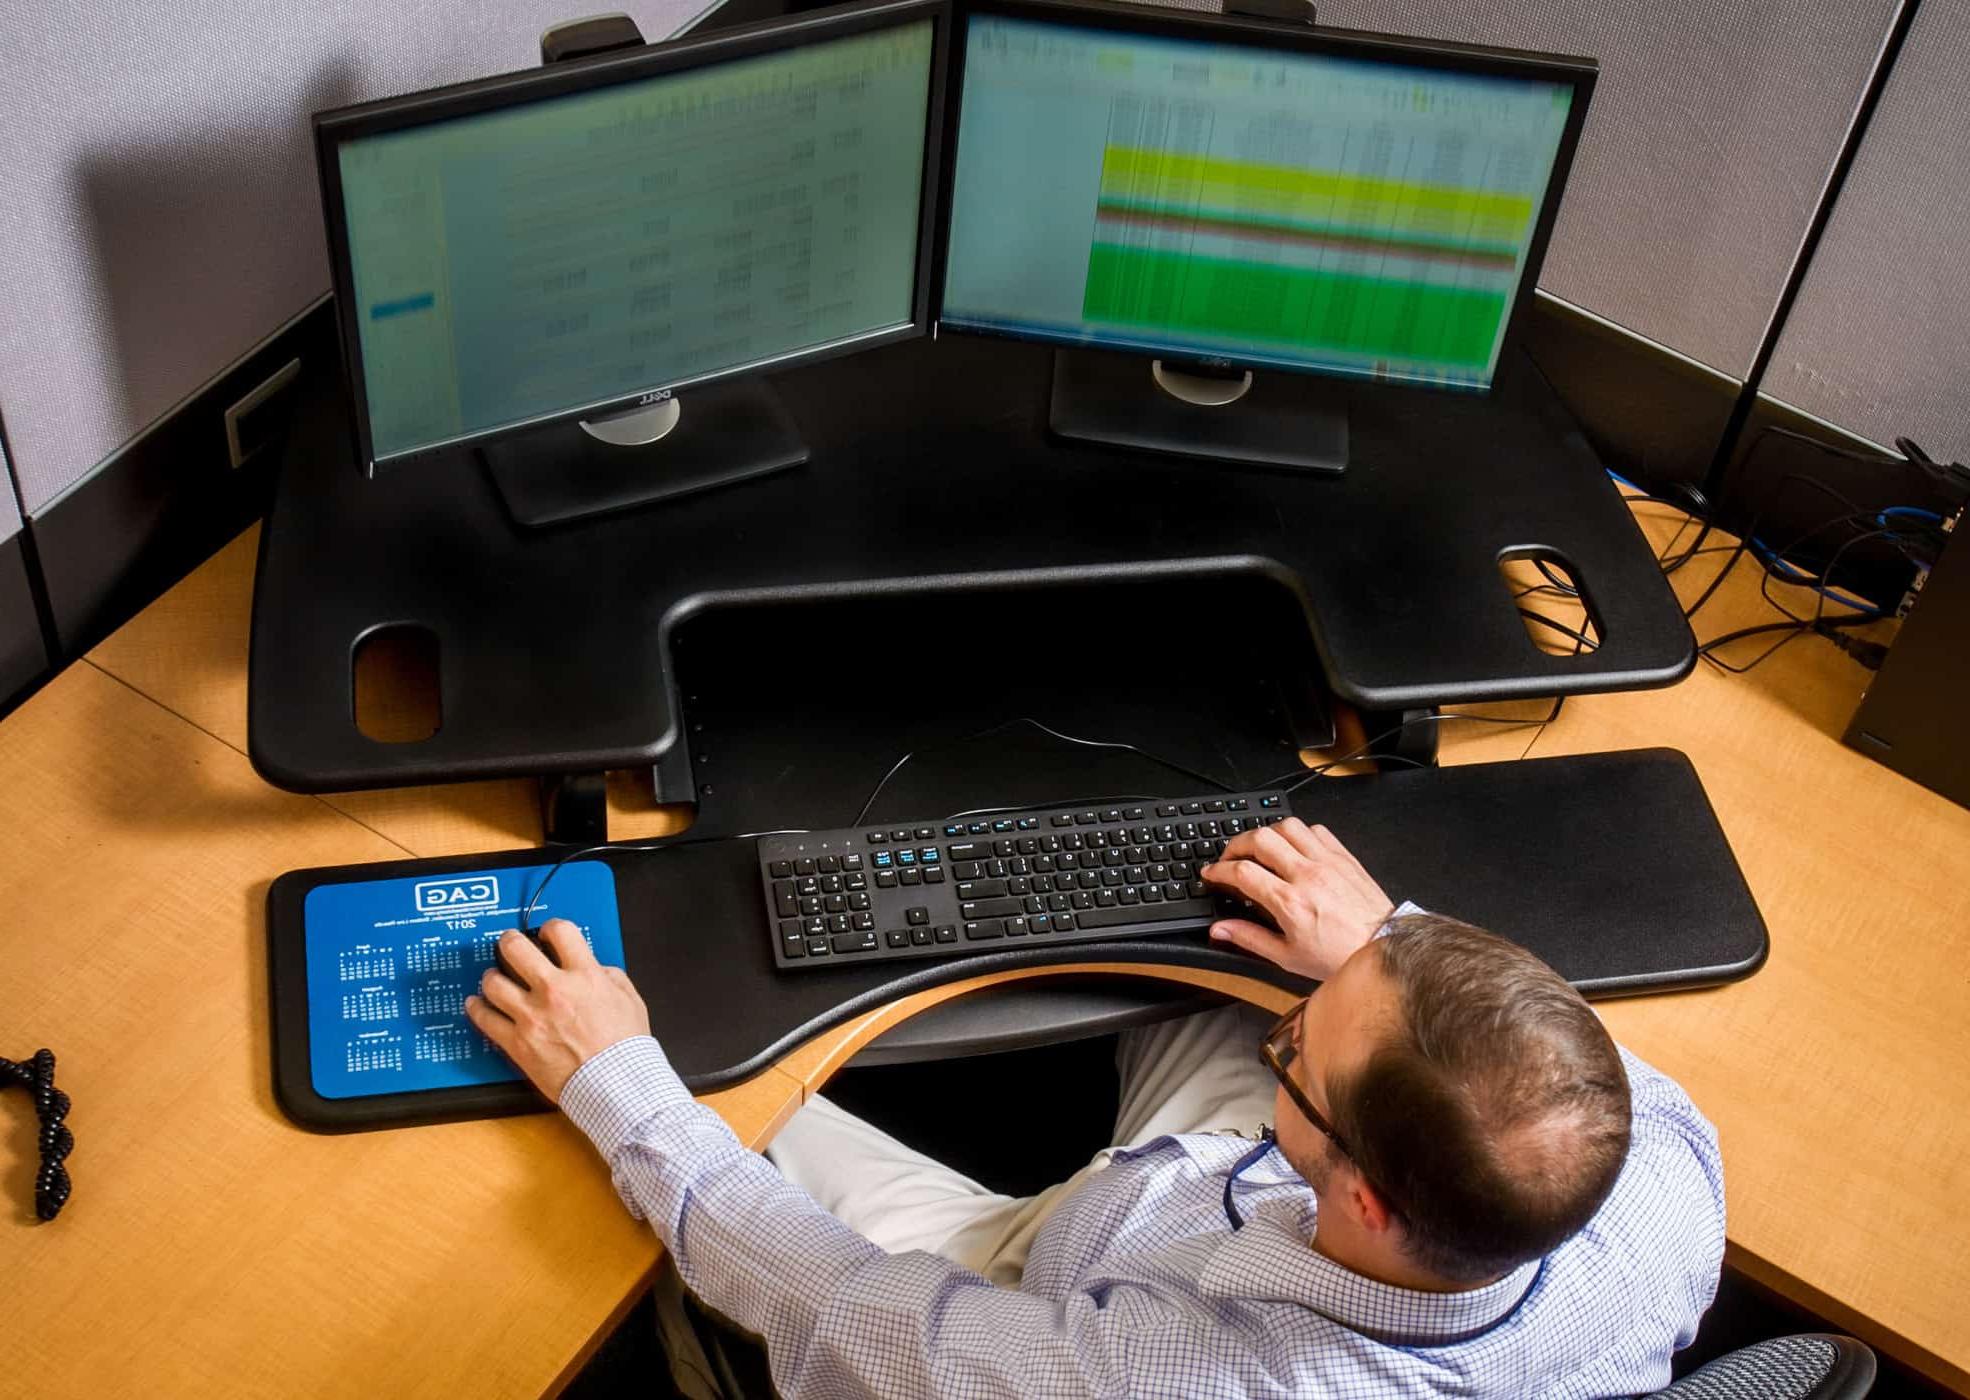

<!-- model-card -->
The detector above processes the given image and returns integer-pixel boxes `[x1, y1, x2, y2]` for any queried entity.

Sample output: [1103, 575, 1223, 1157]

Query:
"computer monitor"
[315, 0, 948, 526]
[935, 0, 1593, 471]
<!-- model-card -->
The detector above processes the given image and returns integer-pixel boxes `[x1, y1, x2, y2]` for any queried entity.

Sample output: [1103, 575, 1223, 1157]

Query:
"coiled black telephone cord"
[2, 1049, 73, 1221]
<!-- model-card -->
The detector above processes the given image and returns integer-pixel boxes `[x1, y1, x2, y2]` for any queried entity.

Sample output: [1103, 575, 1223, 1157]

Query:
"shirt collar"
[1198, 1194, 1541, 1347]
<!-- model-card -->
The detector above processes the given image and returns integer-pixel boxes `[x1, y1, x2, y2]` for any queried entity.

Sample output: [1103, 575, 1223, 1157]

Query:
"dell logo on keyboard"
[414, 877, 500, 915]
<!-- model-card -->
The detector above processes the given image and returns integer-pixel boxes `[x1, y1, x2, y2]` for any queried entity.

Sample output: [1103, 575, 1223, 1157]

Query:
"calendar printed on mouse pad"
[302, 861, 625, 1099]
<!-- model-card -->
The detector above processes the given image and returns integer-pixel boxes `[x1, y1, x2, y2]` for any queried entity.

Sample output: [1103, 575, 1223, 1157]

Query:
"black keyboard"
[758, 791, 1291, 970]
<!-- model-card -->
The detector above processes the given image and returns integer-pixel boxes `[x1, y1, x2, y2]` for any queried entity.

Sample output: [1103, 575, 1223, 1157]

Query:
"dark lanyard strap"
[1222, 1126, 1277, 1230]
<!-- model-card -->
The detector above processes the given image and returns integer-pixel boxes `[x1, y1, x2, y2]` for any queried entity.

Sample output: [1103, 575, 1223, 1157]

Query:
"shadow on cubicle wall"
[74, 61, 360, 439]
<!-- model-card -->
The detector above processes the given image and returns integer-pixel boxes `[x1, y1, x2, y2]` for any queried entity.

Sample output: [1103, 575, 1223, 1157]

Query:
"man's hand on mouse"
[1200, 819, 1396, 982]
[465, 919, 651, 1102]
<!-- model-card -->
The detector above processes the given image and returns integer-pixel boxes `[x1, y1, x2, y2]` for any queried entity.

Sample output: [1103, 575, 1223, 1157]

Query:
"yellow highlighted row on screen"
[1098, 146, 1534, 239]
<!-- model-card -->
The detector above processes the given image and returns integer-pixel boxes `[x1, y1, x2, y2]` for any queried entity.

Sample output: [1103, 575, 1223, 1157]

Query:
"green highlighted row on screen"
[1082, 245, 1508, 367]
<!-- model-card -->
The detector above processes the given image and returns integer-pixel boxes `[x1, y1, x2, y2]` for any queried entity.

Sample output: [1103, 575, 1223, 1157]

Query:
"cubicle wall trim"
[0, 411, 57, 711]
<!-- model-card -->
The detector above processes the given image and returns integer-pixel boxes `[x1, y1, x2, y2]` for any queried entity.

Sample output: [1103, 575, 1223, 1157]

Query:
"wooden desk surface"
[3, 502, 1967, 1396]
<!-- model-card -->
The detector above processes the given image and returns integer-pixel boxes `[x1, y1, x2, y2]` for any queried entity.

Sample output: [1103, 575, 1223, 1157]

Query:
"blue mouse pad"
[301, 861, 624, 1100]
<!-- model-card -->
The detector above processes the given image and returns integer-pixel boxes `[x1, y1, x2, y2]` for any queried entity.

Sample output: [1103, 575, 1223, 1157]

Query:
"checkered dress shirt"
[562, 1031, 1722, 1399]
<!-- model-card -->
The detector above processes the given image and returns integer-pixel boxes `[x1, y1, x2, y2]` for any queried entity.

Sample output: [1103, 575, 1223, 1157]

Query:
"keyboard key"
[807, 938, 830, 956]
[923, 868, 945, 884]
[799, 896, 822, 916]
[884, 930, 909, 948]
[948, 842, 984, 860]
[906, 907, 929, 926]
[774, 889, 798, 918]
[1076, 898, 1217, 929]
[911, 927, 932, 946]
[866, 832, 887, 843]
[958, 879, 1008, 899]
[1228, 798, 1248, 811]
[875, 871, 898, 888]
[934, 924, 958, 943]
[834, 931, 879, 954]
[900, 868, 922, 886]
[843, 854, 864, 871]
[768, 861, 793, 878]
[818, 856, 840, 873]
[795, 858, 817, 876]
[1016, 817, 1039, 829]
[1030, 914, 1051, 933]
[920, 847, 940, 862]
[1005, 916, 1029, 935]
[963, 921, 1001, 940]
[1054, 912, 1075, 930]
[961, 897, 1023, 920]
[852, 912, 875, 930]
[915, 827, 935, 839]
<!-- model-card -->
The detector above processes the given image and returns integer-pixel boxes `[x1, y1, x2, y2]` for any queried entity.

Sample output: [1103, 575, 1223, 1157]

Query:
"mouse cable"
[2, 1049, 72, 1222]
[851, 716, 1240, 829]
[517, 827, 811, 930]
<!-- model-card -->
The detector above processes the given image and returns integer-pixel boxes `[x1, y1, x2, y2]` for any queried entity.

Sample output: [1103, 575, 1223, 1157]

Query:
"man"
[466, 817, 1724, 1397]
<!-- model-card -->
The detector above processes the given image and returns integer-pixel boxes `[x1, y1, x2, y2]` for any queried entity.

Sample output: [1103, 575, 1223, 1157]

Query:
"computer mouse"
[494, 927, 562, 989]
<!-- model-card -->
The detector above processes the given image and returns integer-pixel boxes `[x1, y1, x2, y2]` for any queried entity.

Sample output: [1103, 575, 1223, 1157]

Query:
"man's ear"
[1350, 1173, 1398, 1236]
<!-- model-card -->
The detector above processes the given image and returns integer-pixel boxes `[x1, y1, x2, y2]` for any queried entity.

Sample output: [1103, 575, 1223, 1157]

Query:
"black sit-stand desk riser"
[249, 337, 1694, 823]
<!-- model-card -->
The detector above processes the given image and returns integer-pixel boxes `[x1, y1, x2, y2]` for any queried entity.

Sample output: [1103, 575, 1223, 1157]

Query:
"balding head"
[1329, 915, 1632, 1284]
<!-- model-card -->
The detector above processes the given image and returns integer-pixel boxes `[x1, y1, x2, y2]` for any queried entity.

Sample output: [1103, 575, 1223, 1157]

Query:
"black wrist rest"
[268, 747, 1765, 1131]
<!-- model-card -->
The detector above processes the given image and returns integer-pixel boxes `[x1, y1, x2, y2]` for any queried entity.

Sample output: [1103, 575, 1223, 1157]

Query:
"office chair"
[1651, 1333, 1878, 1399]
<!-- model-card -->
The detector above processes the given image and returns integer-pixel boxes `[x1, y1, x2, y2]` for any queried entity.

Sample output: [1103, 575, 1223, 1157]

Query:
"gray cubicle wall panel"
[0, 0, 705, 518]
[1766, 0, 1970, 464]
[1318, 0, 1900, 379]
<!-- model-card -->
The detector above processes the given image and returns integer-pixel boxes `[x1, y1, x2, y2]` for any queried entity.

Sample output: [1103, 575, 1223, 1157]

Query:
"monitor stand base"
[1049, 348, 1349, 473]
[481, 379, 809, 529]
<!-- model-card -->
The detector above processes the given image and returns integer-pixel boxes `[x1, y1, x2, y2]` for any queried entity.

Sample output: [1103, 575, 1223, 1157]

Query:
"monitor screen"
[326, 15, 937, 465]
[940, 12, 1579, 392]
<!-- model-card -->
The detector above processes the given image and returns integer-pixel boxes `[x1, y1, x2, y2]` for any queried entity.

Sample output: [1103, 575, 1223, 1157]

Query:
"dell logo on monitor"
[413, 877, 500, 915]
[636, 388, 674, 406]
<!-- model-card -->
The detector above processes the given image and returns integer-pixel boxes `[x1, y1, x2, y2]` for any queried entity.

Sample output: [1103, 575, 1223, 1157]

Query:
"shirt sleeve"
[1374, 899, 1426, 938]
[559, 1036, 1141, 1399]
[1609, 1047, 1728, 1337]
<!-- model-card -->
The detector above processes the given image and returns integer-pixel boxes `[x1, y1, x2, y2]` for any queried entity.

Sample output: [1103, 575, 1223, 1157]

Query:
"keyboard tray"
[268, 747, 1766, 1131]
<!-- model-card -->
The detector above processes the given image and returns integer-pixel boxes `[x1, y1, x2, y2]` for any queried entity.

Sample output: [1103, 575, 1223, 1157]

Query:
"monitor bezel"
[315, 0, 952, 474]
[928, 0, 1597, 398]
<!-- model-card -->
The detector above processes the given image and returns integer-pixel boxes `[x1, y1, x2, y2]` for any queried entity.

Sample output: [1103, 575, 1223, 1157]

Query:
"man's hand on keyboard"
[1201, 819, 1396, 982]
[466, 920, 652, 1102]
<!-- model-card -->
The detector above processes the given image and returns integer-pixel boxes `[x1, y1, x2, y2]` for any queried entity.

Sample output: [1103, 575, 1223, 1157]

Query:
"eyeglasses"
[1260, 998, 1365, 1178]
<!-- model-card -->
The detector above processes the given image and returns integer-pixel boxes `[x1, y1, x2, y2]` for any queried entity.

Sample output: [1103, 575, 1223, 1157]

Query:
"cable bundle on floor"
[2, 1049, 73, 1221]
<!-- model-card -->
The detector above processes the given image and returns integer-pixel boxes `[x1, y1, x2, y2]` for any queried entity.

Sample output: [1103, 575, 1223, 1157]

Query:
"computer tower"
[1845, 520, 1969, 809]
